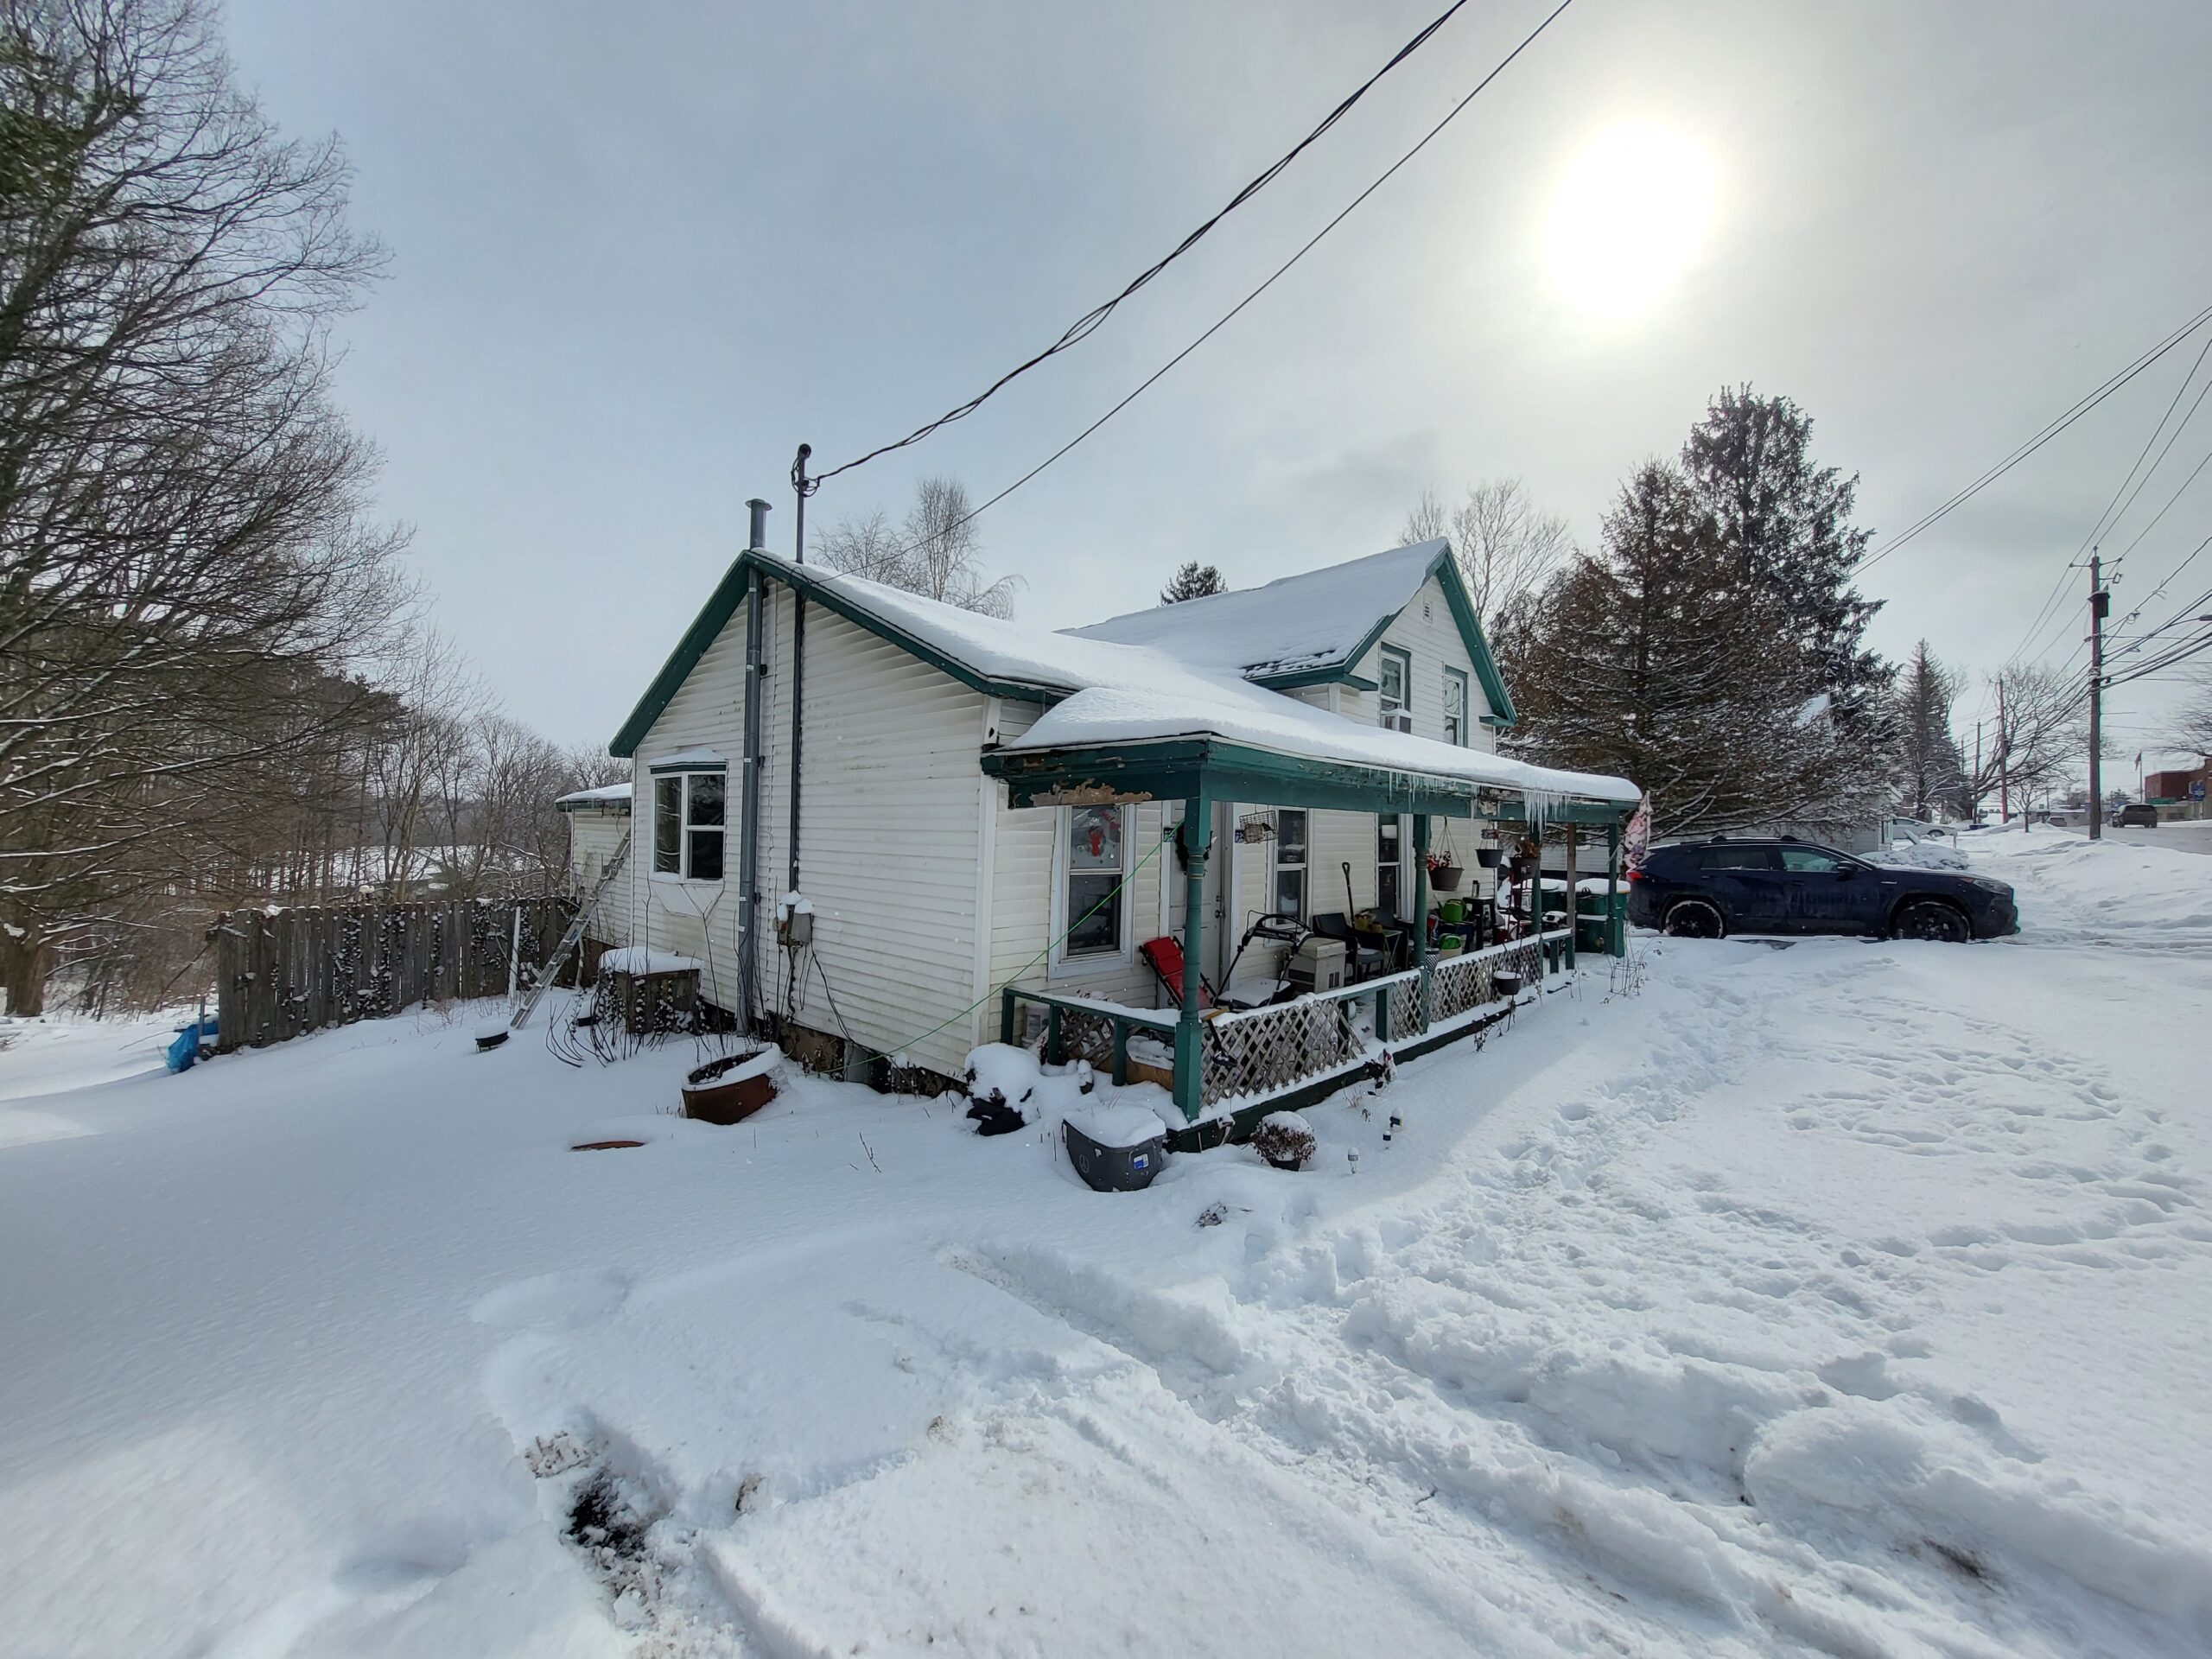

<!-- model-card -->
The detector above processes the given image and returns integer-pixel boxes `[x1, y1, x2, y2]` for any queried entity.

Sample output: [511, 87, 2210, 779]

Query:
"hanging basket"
[1428, 863, 1465, 893]
[1473, 848, 1501, 869]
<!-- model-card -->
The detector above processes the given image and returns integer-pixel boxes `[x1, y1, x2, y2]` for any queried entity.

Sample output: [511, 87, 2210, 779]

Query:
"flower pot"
[682, 1046, 782, 1125]
[1474, 849, 1501, 869]
[1492, 969, 1524, 1000]
[1428, 863, 1465, 892]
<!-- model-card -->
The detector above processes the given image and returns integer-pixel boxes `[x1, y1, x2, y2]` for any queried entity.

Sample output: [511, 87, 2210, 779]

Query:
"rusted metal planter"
[681, 1046, 781, 1125]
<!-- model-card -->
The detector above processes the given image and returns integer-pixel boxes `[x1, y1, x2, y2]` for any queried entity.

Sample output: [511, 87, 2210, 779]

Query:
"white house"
[577, 506, 1637, 1128]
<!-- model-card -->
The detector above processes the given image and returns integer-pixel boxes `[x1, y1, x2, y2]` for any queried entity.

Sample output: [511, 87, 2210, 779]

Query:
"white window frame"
[1444, 667, 1470, 747]
[1272, 809, 1309, 920]
[1378, 645, 1412, 726]
[650, 768, 727, 883]
[1050, 803, 1135, 980]
[1376, 813, 1406, 918]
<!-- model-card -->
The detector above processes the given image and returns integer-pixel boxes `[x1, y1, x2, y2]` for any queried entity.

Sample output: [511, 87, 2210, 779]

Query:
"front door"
[1203, 801, 1236, 986]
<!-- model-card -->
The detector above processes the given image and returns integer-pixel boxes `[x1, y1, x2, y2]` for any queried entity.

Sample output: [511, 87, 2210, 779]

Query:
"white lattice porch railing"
[1424, 934, 1542, 1025]
[1198, 969, 1417, 1108]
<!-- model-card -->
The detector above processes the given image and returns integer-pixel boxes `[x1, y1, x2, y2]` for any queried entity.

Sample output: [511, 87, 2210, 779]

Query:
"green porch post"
[1411, 813, 1431, 1033]
[1173, 795, 1208, 1122]
[1528, 836, 1542, 974]
[1606, 823, 1623, 957]
[1563, 824, 1578, 970]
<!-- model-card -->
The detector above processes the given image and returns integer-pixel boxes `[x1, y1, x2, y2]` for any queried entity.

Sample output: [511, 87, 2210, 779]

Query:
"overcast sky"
[222, 0, 2212, 772]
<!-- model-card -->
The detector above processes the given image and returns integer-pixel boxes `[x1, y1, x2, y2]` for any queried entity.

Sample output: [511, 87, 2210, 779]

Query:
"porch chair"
[1139, 936, 1215, 1010]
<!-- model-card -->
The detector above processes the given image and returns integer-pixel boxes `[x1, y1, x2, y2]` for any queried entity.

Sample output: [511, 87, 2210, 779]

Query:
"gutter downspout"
[738, 497, 771, 1029]
[787, 446, 813, 903]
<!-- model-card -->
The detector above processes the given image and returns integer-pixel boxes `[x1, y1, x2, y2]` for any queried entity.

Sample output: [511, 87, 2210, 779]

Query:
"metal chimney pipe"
[746, 497, 771, 552]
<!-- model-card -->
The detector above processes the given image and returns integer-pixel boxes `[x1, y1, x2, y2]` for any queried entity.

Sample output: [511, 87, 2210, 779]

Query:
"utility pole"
[2088, 553, 2107, 842]
[1997, 678, 2009, 825]
[1973, 720, 1982, 820]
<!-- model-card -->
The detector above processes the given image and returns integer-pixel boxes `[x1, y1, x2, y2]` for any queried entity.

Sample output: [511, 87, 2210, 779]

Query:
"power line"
[1856, 301, 2212, 576]
[2106, 626, 2212, 689]
[2103, 373, 2212, 574]
[1998, 326, 2212, 671]
[2080, 332, 2212, 571]
[807, 0, 1576, 564]
[811, 0, 1486, 485]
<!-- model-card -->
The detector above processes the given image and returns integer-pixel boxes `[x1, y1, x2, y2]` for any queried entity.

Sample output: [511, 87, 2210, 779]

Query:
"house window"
[652, 770, 726, 880]
[1273, 809, 1308, 918]
[1444, 668, 1469, 747]
[1378, 646, 1411, 726]
[1062, 804, 1128, 958]
[1377, 814, 1402, 916]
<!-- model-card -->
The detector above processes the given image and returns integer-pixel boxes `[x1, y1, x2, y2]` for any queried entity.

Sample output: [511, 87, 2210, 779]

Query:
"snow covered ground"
[2, 833, 2207, 1657]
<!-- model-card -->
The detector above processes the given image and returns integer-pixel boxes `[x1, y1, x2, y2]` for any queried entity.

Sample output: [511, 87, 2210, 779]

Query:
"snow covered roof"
[610, 548, 1631, 808]
[1067, 539, 1447, 681]
[647, 746, 728, 772]
[756, 554, 1630, 805]
[556, 781, 632, 811]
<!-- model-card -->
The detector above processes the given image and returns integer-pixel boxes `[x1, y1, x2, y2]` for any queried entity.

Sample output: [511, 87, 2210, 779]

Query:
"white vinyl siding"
[568, 810, 635, 948]
[629, 592, 993, 1079]
[1352, 575, 1500, 753]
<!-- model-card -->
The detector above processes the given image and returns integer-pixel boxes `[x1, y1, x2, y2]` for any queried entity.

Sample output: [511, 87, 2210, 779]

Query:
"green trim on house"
[612, 541, 1522, 759]
[982, 735, 1637, 823]
[610, 552, 1060, 756]
[983, 735, 1494, 819]
[1250, 665, 1381, 693]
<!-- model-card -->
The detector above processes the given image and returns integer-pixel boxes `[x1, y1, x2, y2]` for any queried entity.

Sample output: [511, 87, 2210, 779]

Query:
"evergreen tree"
[1499, 463, 1830, 834]
[1160, 561, 1226, 604]
[1677, 386, 1896, 805]
[1891, 641, 1967, 818]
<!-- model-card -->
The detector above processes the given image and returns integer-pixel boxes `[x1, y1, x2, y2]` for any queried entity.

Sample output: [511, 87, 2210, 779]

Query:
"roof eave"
[610, 552, 1063, 757]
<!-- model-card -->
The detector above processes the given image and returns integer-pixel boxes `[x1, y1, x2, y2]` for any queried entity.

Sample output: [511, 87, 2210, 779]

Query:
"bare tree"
[0, 0, 404, 1011]
[1402, 479, 1573, 639]
[814, 477, 1021, 617]
[1970, 664, 2092, 819]
[810, 510, 905, 585]
[2173, 668, 2212, 760]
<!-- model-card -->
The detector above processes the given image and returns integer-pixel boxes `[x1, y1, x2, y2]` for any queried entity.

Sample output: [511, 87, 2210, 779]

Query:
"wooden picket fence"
[212, 896, 577, 1053]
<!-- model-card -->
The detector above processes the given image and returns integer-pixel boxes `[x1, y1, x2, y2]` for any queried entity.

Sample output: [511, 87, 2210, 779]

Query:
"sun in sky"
[1546, 124, 1719, 320]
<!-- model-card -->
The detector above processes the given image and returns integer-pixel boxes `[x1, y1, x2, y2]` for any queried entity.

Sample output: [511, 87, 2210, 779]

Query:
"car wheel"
[1662, 899, 1726, 939]
[1892, 899, 1970, 943]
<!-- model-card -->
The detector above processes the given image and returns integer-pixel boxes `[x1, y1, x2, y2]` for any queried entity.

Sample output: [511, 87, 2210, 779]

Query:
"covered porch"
[981, 735, 1637, 1135]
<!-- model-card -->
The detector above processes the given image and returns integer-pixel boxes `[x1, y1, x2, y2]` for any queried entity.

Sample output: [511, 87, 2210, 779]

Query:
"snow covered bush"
[1250, 1111, 1317, 1171]
[963, 1043, 1039, 1136]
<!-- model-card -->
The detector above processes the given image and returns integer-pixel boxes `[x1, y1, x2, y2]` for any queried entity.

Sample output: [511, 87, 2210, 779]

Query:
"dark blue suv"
[1626, 838, 2018, 943]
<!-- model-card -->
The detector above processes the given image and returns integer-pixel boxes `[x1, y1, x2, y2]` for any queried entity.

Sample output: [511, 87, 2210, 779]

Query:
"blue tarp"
[166, 1016, 219, 1072]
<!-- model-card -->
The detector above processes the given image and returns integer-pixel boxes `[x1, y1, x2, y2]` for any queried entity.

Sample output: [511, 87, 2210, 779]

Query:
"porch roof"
[981, 735, 1635, 824]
